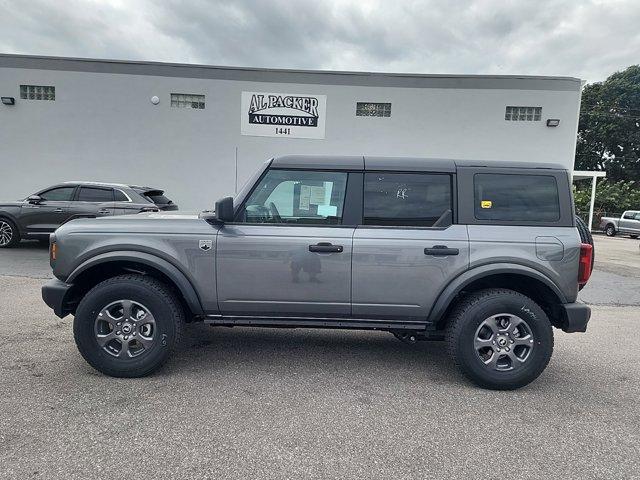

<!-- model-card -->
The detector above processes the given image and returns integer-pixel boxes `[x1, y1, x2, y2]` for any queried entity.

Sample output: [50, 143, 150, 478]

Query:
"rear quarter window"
[474, 173, 560, 222]
[114, 190, 129, 202]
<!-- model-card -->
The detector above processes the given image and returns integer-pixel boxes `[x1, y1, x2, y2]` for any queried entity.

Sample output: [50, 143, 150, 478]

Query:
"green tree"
[574, 180, 640, 218]
[575, 65, 640, 181]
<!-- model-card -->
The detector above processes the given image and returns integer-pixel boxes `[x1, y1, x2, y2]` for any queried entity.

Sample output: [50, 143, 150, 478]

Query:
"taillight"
[50, 242, 57, 261]
[578, 243, 593, 286]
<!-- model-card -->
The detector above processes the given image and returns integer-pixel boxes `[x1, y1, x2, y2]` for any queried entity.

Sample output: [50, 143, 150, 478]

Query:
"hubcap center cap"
[497, 336, 508, 347]
[121, 323, 133, 334]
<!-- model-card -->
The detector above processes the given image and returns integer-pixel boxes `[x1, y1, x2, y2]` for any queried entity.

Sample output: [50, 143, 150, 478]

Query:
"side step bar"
[204, 315, 429, 331]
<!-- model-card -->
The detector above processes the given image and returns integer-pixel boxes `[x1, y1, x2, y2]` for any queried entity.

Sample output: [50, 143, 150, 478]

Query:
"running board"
[204, 315, 429, 331]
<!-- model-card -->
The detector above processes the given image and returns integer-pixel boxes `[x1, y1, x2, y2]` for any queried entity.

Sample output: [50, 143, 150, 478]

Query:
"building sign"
[241, 91, 327, 139]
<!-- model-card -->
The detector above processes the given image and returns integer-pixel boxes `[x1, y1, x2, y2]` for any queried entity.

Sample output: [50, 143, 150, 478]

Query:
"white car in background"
[600, 211, 640, 238]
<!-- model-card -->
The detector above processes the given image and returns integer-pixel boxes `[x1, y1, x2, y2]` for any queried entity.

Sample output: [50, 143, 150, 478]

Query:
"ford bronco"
[42, 156, 593, 390]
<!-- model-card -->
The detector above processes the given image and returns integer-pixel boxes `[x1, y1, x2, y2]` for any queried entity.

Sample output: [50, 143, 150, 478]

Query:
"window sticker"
[317, 205, 338, 217]
[481, 200, 493, 209]
[309, 186, 326, 205]
[299, 185, 311, 210]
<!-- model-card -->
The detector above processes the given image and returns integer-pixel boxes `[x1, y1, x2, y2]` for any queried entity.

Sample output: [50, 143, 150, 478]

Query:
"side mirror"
[215, 196, 234, 222]
[27, 195, 42, 204]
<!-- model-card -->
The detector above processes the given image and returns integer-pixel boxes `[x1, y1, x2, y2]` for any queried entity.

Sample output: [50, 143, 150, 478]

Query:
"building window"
[505, 106, 541, 121]
[171, 93, 205, 109]
[20, 85, 55, 101]
[356, 102, 391, 117]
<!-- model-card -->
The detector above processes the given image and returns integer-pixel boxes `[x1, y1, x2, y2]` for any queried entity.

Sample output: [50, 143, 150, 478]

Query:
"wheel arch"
[66, 251, 204, 317]
[428, 264, 568, 329]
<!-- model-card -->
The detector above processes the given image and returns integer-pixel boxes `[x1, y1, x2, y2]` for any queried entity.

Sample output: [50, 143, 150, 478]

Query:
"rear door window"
[474, 174, 560, 222]
[77, 187, 114, 202]
[363, 173, 452, 227]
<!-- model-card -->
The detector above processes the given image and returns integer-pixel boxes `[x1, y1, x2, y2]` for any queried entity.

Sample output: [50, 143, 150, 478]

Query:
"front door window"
[38, 187, 75, 202]
[238, 169, 348, 225]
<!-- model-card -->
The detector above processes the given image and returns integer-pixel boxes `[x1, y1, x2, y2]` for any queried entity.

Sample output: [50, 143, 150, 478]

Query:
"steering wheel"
[267, 202, 282, 223]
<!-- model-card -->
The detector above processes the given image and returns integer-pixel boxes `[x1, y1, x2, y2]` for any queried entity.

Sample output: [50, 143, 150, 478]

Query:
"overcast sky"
[1, 0, 638, 83]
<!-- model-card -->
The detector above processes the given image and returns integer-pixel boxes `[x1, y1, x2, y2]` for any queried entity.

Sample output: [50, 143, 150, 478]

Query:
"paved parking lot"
[1, 235, 639, 479]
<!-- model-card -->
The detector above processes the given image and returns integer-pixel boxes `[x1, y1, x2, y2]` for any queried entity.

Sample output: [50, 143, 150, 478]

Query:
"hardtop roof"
[270, 155, 567, 172]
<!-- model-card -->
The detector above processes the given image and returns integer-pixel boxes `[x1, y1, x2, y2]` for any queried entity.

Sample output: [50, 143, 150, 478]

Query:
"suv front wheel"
[73, 274, 185, 377]
[0, 218, 20, 248]
[446, 289, 553, 390]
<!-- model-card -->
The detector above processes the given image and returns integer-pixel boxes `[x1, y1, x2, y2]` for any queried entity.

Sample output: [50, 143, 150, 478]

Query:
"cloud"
[0, 0, 637, 82]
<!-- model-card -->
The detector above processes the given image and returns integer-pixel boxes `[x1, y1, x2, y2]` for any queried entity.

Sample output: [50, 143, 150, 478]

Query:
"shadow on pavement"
[167, 322, 458, 382]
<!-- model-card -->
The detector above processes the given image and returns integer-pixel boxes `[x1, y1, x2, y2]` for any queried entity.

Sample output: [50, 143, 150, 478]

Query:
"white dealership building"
[0, 54, 596, 217]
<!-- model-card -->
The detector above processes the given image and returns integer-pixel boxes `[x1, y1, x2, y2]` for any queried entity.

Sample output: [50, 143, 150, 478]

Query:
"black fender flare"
[426, 263, 567, 325]
[66, 251, 204, 315]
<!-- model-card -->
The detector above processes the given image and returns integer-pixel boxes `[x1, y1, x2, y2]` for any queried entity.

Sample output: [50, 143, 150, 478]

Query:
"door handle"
[97, 209, 110, 214]
[424, 245, 459, 256]
[309, 242, 343, 253]
[53, 208, 64, 213]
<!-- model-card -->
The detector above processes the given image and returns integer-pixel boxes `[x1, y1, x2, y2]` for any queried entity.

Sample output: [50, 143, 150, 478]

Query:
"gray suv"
[0, 182, 159, 247]
[42, 156, 593, 390]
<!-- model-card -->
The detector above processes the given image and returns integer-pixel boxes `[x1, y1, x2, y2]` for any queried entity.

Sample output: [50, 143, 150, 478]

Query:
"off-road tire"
[0, 217, 20, 248]
[446, 288, 554, 390]
[73, 274, 185, 377]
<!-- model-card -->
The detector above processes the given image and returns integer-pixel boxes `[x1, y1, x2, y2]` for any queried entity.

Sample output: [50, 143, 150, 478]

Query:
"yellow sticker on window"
[481, 200, 492, 209]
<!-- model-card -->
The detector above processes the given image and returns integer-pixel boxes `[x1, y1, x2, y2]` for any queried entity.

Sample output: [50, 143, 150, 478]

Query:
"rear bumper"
[559, 302, 591, 333]
[41, 278, 74, 318]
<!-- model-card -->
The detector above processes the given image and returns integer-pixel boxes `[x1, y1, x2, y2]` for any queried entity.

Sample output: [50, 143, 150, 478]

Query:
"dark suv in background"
[0, 181, 174, 247]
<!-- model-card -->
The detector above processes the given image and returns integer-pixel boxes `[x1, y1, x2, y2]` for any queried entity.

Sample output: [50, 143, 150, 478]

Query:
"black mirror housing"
[215, 196, 234, 222]
[27, 195, 42, 204]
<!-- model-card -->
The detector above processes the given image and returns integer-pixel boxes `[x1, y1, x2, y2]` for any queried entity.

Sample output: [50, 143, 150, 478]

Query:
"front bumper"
[41, 278, 74, 318]
[559, 302, 591, 333]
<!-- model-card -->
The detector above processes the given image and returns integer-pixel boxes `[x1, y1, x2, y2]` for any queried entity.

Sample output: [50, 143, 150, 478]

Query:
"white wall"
[0, 67, 581, 210]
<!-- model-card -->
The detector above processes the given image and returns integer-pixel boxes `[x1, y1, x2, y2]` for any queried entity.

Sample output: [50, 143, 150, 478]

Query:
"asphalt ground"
[0, 235, 639, 479]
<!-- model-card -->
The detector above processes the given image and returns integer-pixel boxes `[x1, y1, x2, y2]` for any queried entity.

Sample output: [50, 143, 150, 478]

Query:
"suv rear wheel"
[446, 289, 553, 390]
[73, 274, 184, 377]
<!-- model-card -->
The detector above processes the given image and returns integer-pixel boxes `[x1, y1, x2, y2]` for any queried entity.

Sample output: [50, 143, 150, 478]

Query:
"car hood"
[56, 211, 219, 236]
[0, 201, 24, 208]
